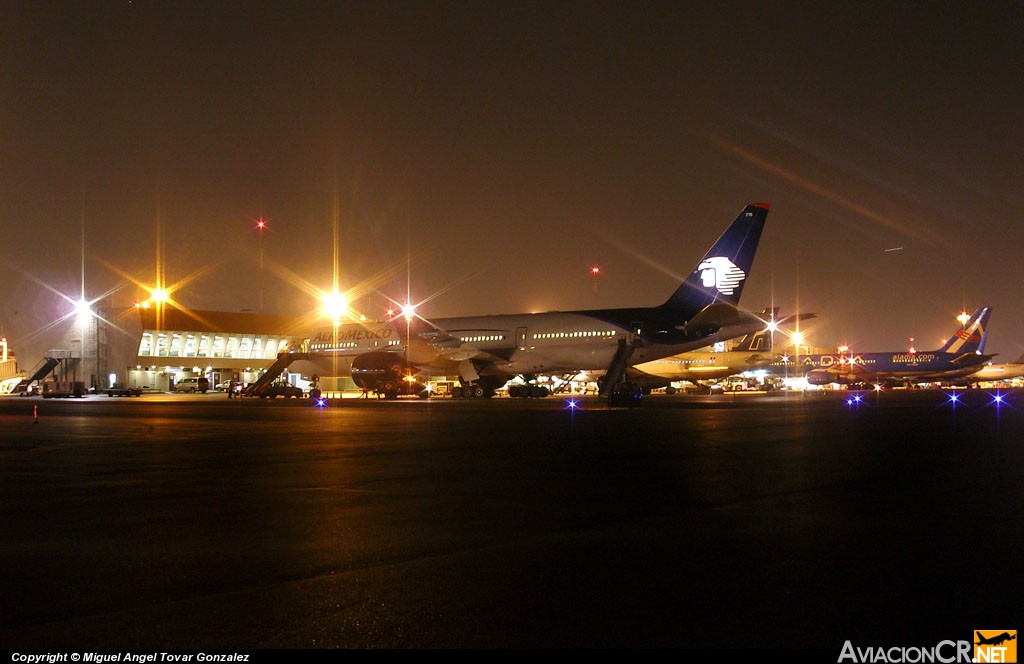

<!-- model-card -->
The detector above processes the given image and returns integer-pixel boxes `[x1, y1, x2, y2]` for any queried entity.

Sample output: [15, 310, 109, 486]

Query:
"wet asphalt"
[0, 389, 1020, 649]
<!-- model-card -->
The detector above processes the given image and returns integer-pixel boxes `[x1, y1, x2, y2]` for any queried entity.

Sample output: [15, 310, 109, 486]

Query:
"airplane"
[976, 631, 1016, 647]
[293, 203, 772, 400]
[626, 307, 816, 392]
[964, 352, 1024, 383]
[800, 306, 994, 387]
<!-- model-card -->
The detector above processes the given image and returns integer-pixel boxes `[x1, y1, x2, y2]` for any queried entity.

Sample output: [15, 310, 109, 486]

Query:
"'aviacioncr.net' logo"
[975, 630, 1017, 663]
[698, 256, 745, 295]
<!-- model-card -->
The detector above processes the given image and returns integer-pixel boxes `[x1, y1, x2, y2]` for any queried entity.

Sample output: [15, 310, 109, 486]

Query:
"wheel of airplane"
[472, 385, 485, 398]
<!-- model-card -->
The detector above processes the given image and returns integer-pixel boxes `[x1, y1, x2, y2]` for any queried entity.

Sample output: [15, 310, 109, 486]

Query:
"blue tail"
[936, 306, 991, 354]
[660, 203, 768, 311]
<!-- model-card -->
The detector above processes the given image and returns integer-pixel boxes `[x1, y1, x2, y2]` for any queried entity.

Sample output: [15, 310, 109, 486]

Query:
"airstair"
[12, 357, 61, 394]
[242, 351, 309, 396]
[599, 338, 639, 396]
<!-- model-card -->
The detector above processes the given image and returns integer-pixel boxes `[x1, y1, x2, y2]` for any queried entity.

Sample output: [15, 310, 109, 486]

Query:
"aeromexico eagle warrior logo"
[698, 256, 746, 295]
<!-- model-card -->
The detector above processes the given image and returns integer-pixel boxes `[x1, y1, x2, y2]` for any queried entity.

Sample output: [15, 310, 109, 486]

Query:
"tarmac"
[0, 388, 1020, 650]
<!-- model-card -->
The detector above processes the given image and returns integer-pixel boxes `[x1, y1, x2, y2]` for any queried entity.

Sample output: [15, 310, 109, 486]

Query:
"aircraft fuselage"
[309, 308, 763, 380]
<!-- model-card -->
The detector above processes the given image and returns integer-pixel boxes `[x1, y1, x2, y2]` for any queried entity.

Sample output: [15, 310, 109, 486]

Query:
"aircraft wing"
[417, 327, 511, 365]
[679, 302, 761, 336]
[743, 353, 781, 366]
[775, 312, 817, 326]
[815, 361, 874, 381]
[418, 328, 463, 349]
[949, 352, 996, 365]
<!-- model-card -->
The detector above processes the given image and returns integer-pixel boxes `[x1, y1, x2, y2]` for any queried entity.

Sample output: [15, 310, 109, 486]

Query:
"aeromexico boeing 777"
[802, 306, 993, 386]
[294, 203, 771, 399]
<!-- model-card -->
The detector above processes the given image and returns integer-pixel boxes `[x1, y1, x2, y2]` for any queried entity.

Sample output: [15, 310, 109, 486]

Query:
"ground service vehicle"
[41, 381, 86, 398]
[173, 377, 210, 393]
[255, 382, 304, 398]
[608, 381, 643, 408]
[107, 383, 143, 397]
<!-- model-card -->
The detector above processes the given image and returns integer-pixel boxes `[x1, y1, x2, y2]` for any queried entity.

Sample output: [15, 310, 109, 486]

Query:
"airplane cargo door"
[516, 327, 528, 349]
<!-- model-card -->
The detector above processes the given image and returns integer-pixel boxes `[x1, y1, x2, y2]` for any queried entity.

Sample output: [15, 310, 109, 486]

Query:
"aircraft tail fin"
[660, 203, 768, 312]
[937, 307, 991, 354]
[731, 307, 818, 352]
[731, 307, 778, 352]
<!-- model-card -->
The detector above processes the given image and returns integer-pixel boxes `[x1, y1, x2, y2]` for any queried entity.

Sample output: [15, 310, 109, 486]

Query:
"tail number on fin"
[698, 256, 746, 295]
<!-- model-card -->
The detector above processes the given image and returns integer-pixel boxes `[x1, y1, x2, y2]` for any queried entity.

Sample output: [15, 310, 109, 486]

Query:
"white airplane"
[966, 352, 1024, 383]
[279, 203, 772, 399]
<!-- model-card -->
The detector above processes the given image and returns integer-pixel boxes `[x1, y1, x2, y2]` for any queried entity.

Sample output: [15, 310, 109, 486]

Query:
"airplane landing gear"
[452, 383, 495, 398]
[507, 384, 550, 398]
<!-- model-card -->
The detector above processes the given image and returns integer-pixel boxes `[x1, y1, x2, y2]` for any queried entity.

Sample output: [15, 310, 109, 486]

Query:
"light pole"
[402, 302, 415, 394]
[255, 216, 268, 313]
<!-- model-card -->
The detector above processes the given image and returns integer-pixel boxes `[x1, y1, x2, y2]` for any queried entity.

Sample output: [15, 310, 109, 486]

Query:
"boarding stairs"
[599, 338, 639, 396]
[12, 357, 61, 394]
[242, 351, 309, 396]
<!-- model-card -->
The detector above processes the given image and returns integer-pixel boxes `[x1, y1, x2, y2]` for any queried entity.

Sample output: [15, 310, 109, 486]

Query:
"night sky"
[3, 2, 1022, 365]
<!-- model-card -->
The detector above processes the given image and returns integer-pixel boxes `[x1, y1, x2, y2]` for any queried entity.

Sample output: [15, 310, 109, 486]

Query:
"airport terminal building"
[50, 305, 314, 392]
[128, 306, 311, 391]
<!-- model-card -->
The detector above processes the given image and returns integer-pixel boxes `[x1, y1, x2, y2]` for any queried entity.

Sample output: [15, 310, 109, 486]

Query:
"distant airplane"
[965, 352, 1024, 383]
[294, 203, 772, 400]
[802, 306, 993, 386]
[626, 307, 816, 391]
[975, 631, 1016, 647]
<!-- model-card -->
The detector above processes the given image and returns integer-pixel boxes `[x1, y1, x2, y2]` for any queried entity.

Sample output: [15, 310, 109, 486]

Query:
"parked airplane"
[802, 306, 993, 386]
[964, 352, 1024, 383]
[296, 203, 771, 399]
[626, 307, 816, 391]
